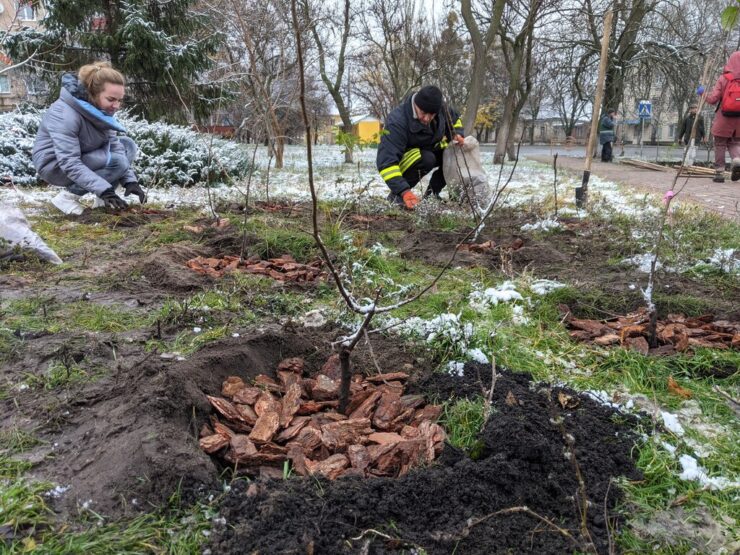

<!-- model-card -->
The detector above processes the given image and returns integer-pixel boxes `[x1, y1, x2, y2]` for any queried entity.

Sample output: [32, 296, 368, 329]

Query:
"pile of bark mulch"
[185, 253, 325, 281]
[200, 356, 445, 479]
[562, 305, 740, 354]
[457, 238, 524, 254]
[210, 364, 642, 554]
[182, 218, 231, 233]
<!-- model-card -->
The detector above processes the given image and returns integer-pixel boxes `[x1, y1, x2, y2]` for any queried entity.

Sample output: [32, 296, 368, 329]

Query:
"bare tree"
[493, 0, 551, 163]
[303, 0, 357, 163]
[353, 0, 434, 119]
[460, 0, 506, 135]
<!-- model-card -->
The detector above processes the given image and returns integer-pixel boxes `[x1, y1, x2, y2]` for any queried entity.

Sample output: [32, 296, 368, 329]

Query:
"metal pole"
[640, 118, 644, 158]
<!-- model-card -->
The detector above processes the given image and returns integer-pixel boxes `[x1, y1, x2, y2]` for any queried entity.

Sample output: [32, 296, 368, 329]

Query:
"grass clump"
[0, 454, 212, 554]
[23, 360, 100, 391]
[0, 428, 43, 454]
[441, 397, 487, 458]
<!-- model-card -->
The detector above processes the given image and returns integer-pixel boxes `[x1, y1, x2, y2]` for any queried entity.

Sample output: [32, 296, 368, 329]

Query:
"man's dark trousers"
[601, 142, 613, 162]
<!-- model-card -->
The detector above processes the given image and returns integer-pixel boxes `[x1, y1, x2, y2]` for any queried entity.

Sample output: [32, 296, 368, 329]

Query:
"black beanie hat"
[415, 85, 443, 113]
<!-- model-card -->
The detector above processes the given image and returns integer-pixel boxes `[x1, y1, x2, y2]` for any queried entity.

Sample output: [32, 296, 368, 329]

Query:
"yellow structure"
[317, 114, 383, 146]
[351, 116, 382, 145]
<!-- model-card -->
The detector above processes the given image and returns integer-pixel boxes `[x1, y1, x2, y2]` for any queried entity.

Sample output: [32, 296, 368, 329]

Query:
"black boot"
[713, 170, 725, 183]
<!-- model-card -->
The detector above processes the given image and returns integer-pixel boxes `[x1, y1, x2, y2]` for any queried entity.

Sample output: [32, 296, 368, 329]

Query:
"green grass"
[441, 398, 487, 456]
[1, 297, 152, 334]
[0, 453, 212, 554]
[147, 325, 231, 356]
[0, 427, 43, 454]
[33, 217, 126, 256]
[23, 360, 103, 391]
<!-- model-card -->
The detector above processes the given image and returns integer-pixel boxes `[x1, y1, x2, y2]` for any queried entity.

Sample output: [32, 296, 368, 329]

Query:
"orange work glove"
[401, 189, 420, 209]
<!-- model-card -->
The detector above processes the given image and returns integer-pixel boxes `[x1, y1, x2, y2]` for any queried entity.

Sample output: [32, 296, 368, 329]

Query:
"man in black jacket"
[677, 104, 706, 145]
[376, 86, 464, 209]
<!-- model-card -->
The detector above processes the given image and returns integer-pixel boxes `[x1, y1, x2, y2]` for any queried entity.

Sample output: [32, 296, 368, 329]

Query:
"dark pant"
[601, 141, 612, 162]
[403, 149, 445, 195]
[713, 135, 740, 170]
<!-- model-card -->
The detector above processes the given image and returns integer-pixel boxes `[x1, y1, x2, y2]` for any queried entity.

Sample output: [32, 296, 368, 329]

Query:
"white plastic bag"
[0, 203, 63, 264]
[442, 136, 490, 209]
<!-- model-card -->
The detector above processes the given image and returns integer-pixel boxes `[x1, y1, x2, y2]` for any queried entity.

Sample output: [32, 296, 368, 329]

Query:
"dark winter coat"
[32, 74, 137, 195]
[677, 112, 705, 144]
[598, 114, 615, 145]
[706, 51, 740, 138]
[376, 94, 464, 195]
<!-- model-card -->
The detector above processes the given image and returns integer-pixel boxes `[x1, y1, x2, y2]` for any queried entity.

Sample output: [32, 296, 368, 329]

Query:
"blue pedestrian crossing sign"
[638, 100, 652, 119]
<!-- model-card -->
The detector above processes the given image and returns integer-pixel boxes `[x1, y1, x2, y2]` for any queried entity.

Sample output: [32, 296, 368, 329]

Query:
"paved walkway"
[527, 155, 740, 221]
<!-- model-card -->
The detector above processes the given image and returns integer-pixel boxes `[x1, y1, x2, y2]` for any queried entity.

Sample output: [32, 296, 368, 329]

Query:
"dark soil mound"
[138, 243, 212, 292]
[211, 363, 642, 554]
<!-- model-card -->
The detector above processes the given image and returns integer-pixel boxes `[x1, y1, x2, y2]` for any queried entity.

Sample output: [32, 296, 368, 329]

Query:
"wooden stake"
[577, 9, 614, 207]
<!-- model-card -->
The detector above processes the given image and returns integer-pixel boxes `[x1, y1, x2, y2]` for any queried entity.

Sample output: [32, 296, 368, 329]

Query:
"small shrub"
[0, 108, 252, 188]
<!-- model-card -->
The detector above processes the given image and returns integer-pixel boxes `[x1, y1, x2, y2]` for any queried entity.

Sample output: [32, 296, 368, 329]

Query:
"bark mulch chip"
[200, 357, 446, 479]
[211, 363, 642, 555]
[561, 305, 740, 354]
[186, 253, 326, 281]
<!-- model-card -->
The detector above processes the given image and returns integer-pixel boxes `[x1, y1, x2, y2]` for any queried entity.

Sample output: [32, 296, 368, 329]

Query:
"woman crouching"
[32, 61, 147, 215]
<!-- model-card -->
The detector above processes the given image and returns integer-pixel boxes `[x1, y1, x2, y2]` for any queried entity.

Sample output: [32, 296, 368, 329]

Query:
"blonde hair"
[78, 61, 125, 98]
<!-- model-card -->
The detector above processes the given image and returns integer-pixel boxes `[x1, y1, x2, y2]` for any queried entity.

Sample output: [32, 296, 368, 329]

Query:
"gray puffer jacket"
[32, 74, 136, 195]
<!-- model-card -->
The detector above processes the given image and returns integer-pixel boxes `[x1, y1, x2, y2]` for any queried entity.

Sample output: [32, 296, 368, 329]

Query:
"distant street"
[479, 143, 715, 163]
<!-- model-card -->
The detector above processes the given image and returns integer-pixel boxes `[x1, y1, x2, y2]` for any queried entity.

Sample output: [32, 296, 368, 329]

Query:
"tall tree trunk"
[460, 0, 506, 135]
[494, 56, 522, 164]
[306, 0, 354, 164]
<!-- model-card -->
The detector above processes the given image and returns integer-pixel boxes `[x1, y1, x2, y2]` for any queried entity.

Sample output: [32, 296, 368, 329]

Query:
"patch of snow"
[46, 485, 70, 498]
[512, 305, 530, 325]
[678, 455, 739, 490]
[529, 279, 566, 295]
[446, 361, 465, 377]
[469, 281, 523, 311]
[301, 309, 327, 328]
[520, 218, 562, 232]
[466, 348, 489, 364]
[661, 411, 685, 436]
[693, 248, 740, 273]
[622, 253, 660, 273]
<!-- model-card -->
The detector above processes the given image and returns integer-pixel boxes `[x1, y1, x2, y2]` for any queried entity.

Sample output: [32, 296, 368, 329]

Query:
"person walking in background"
[599, 109, 618, 162]
[678, 104, 706, 145]
[701, 51, 740, 183]
[33, 61, 147, 215]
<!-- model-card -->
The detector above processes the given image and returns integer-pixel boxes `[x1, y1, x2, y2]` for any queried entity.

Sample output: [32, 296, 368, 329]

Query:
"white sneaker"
[51, 190, 85, 215]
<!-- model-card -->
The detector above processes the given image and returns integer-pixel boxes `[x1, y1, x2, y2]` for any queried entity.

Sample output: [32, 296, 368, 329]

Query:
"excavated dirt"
[1, 327, 424, 519]
[211, 362, 642, 554]
[398, 224, 740, 319]
[138, 244, 214, 292]
[74, 207, 173, 228]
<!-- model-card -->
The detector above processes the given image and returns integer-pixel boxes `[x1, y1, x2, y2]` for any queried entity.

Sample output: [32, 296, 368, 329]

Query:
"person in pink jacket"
[703, 51, 740, 183]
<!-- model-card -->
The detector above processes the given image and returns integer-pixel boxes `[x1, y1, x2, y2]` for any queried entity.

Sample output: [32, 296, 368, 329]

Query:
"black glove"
[123, 181, 147, 204]
[99, 188, 128, 210]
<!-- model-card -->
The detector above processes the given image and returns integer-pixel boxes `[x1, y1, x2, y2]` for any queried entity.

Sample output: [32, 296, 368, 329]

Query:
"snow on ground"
[1, 145, 669, 220]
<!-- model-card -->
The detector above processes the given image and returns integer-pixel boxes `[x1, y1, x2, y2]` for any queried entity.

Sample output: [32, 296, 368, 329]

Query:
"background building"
[0, 0, 47, 112]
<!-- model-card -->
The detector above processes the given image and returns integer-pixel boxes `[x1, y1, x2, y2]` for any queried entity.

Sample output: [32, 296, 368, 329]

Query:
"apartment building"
[0, 0, 46, 112]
